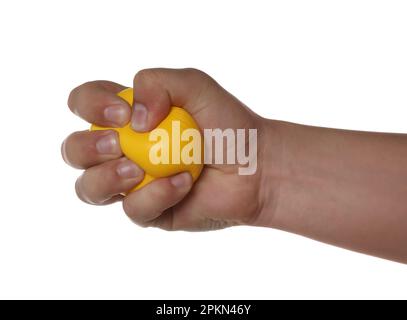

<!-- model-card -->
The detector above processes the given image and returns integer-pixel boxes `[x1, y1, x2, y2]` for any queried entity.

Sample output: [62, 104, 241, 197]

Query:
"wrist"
[251, 118, 287, 228]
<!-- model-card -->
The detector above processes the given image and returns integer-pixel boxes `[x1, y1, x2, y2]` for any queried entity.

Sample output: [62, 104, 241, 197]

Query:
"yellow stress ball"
[91, 88, 204, 192]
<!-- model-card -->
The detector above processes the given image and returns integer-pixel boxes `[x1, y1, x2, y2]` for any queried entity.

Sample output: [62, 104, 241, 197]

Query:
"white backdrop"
[0, 0, 406, 299]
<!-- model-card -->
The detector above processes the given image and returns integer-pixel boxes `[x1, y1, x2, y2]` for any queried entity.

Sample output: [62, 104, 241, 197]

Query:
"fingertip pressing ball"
[91, 88, 204, 192]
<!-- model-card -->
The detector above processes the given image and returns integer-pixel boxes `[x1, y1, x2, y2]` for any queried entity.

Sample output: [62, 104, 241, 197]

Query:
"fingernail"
[96, 132, 120, 154]
[170, 172, 192, 188]
[131, 103, 148, 131]
[116, 160, 143, 179]
[104, 104, 129, 126]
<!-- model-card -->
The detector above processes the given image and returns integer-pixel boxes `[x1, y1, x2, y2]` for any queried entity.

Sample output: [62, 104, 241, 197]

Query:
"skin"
[62, 68, 407, 263]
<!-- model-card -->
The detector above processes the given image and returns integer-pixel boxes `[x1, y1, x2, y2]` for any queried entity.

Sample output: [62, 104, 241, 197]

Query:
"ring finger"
[62, 129, 122, 169]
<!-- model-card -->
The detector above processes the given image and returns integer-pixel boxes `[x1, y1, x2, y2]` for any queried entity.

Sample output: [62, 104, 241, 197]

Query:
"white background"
[0, 0, 406, 299]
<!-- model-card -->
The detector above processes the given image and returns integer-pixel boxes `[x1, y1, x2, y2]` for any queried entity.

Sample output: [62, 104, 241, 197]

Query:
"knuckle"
[134, 69, 161, 86]
[184, 67, 204, 76]
[184, 68, 211, 81]
[184, 68, 216, 98]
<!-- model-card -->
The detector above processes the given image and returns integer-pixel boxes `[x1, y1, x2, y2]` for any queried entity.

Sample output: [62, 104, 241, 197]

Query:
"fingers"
[76, 157, 145, 205]
[122, 172, 193, 226]
[131, 68, 215, 132]
[61, 130, 122, 169]
[68, 80, 131, 127]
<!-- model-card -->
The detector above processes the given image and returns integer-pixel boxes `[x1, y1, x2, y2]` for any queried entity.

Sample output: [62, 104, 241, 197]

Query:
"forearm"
[258, 119, 407, 263]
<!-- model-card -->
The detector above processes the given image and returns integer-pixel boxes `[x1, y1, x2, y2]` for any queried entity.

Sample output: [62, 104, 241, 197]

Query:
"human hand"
[62, 68, 273, 231]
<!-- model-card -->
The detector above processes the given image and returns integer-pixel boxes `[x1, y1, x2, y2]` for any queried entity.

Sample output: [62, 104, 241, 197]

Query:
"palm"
[152, 85, 262, 231]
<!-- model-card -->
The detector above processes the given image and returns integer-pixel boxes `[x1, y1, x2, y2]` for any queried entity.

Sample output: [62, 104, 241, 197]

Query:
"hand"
[62, 68, 273, 231]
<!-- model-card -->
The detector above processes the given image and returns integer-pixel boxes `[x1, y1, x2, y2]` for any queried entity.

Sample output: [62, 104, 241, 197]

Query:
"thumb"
[131, 68, 214, 132]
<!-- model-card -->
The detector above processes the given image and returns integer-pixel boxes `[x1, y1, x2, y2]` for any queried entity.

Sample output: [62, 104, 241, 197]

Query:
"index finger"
[68, 80, 130, 127]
